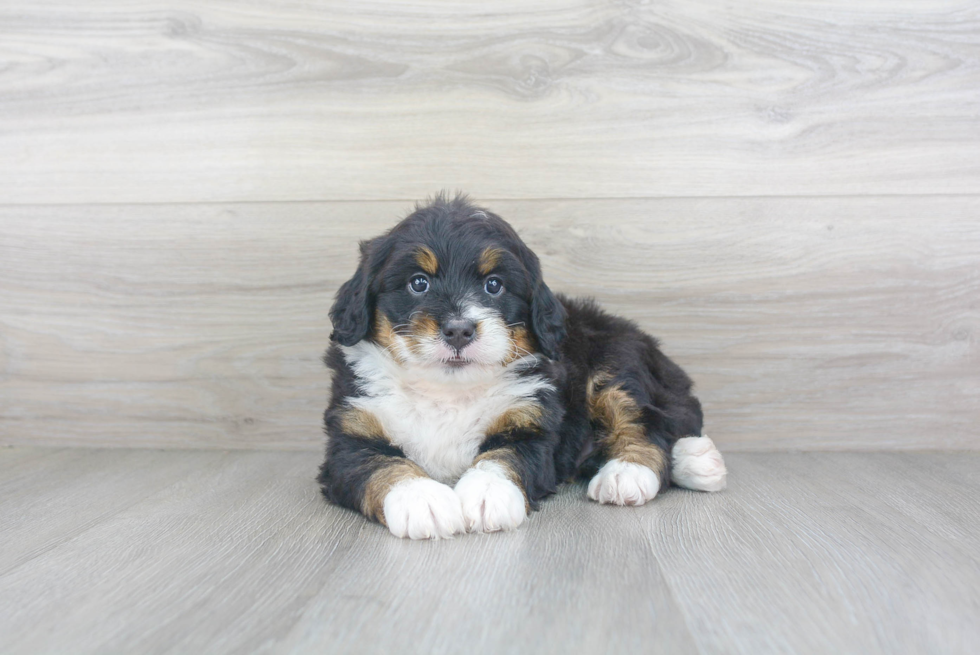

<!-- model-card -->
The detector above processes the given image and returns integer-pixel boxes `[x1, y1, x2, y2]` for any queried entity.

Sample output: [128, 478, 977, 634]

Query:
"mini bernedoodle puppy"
[318, 194, 727, 539]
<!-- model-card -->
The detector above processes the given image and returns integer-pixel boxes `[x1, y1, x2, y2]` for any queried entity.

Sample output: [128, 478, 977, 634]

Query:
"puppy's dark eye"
[484, 276, 503, 296]
[409, 275, 429, 294]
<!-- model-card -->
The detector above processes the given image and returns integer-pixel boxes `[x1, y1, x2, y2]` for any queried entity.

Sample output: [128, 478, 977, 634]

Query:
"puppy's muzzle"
[441, 318, 476, 351]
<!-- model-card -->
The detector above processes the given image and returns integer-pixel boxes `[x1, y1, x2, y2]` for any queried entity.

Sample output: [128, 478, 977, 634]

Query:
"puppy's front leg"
[318, 408, 464, 540]
[377, 465, 466, 540]
[454, 433, 556, 534]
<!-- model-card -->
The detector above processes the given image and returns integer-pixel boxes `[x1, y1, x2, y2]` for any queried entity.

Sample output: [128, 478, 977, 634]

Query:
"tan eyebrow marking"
[478, 247, 503, 276]
[415, 246, 438, 275]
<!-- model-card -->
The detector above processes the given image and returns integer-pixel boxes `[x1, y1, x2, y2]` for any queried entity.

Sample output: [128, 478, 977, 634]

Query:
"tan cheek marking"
[478, 247, 503, 276]
[404, 313, 439, 356]
[587, 375, 667, 482]
[474, 448, 530, 513]
[361, 459, 428, 525]
[505, 325, 537, 363]
[373, 311, 406, 362]
[340, 408, 386, 440]
[415, 246, 438, 275]
[373, 311, 394, 349]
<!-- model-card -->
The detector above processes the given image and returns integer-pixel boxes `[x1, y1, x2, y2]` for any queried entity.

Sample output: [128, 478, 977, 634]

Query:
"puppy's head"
[330, 194, 566, 372]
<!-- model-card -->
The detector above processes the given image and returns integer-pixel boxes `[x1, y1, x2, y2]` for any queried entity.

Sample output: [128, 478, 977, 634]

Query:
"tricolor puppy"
[318, 194, 726, 539]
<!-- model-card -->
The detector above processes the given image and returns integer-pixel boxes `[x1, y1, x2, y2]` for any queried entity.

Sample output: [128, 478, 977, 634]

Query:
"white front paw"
[587, 459, 660, 506]
[454, 461, 527, 533]
[382, 478, 465, 540]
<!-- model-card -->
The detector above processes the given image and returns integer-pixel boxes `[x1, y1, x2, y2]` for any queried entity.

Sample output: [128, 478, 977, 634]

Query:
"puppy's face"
[330, 196, 567, 374]
[372, 238, 533, 370]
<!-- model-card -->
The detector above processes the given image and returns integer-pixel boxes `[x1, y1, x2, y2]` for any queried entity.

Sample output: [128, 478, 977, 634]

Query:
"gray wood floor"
[1, 447, 977, 654]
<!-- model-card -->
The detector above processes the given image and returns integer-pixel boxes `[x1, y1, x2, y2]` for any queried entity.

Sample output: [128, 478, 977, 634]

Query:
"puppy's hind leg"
[671, 435, 727, 492]
[585, 376, 669, 506]
[587, 457, 664, 506]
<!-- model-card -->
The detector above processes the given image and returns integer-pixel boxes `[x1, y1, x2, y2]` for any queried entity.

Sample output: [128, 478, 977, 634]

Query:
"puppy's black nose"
[442, 319, 476, 350]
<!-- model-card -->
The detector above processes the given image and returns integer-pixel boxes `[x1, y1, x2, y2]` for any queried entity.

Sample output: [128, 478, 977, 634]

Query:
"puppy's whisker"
[509, 343, 537, 362]
[376, 335, 406, 360]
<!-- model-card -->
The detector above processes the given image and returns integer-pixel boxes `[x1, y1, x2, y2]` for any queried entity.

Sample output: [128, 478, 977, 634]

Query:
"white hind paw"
[671, 435, 727, 492]
[587, 459, 660, 506]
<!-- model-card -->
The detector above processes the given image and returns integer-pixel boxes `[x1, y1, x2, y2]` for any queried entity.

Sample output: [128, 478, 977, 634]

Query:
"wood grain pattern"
[0, 448, 977, 654]
[0, 447, 694, 654]
[1, 1, 978, 203]
[0, 444, 62, 473]
[2, 197, 978, 451]
[636, 453, 980, 654]
[273, 474, 696, 655]
[0, 448, 228, 575]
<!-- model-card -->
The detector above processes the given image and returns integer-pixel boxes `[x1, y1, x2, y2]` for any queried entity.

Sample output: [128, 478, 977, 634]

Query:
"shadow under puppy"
[318, 194, 726, 539]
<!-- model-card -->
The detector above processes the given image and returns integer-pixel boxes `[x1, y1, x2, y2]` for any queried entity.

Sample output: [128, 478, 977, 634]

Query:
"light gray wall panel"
[0, 1, 978, 202]
[2, 197, 976, 450]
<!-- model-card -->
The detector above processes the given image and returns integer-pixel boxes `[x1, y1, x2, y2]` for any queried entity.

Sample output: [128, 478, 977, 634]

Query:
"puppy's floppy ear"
[531, 280, 567, 360]
[511, 237, 567, 360]
[329, 236, 390, 346]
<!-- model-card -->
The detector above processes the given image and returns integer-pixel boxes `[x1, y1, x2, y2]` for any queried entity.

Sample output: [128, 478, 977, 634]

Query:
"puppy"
[318, 194, 726, 539]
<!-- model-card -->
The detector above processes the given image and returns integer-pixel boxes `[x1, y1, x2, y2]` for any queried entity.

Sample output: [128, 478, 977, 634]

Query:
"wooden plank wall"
[1, 1, 978, 450]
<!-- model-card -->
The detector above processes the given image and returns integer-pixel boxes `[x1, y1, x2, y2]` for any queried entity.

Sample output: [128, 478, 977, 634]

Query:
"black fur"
[329, 236, 392, 346]
[318, 193, 703, 523]
[552, 297, 702, 482]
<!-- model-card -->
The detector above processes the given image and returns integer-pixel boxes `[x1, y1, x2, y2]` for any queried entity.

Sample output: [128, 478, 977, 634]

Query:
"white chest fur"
[341, 342, 551, 484]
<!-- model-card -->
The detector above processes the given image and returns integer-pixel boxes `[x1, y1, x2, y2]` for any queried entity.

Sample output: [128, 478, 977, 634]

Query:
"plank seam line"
[1, 193, 979, 209]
